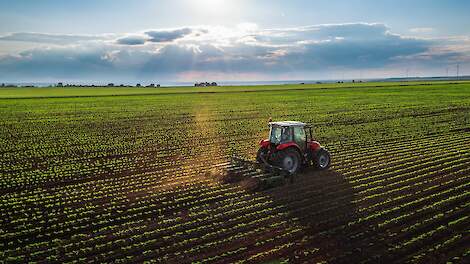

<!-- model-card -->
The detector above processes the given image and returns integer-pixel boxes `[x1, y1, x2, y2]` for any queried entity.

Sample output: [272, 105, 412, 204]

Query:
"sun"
[195, 0, 226, 9]
[188, 0, 232, 16]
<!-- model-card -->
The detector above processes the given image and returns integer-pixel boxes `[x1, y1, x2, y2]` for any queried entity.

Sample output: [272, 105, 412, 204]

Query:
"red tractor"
[256, 121, 331, 174]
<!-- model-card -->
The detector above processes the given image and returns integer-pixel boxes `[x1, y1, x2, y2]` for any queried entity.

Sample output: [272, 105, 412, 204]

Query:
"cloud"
[254, 23, 391, 45]
[145, 28, 193, 43]
[410, 27, 434, 33]
[0, 23, 469, 82]
[0, 46, 115, 80]
[115, 27, 209, 46]
[116, 35, 147, 45]
[281, 32, 431, 70]
[0, 32, 109, 45]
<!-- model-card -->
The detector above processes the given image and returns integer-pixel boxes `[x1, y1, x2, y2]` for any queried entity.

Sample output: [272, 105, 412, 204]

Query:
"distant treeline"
[0, 82, 221, 88]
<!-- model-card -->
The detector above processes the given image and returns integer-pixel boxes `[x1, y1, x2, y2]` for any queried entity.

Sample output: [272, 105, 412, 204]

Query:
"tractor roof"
[269, 121, 309, 127]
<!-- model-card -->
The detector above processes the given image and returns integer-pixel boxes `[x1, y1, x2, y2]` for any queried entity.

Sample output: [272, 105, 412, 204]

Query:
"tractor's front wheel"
[276, 148, 301, 174]
[314, 148, 331, 170]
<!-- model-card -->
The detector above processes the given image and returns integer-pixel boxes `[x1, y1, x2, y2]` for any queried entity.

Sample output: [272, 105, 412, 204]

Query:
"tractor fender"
[276, 142, 302, 155]
[270, 145, 303, 172]
[305, 143, 322, 164]
[259, 139, 270, 148]
[308, 141, 321, 151]
[312, 147, 325, 155]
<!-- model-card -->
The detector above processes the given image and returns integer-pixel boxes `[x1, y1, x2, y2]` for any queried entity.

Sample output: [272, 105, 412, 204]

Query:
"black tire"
[314, 148, 331, 170]
[256, 147, 269, 164]
[276, 148, 301, 174]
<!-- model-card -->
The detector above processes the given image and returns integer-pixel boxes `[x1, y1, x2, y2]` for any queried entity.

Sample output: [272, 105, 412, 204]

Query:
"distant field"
[1, 80, 469, 98]
[1, 81, 469, 263]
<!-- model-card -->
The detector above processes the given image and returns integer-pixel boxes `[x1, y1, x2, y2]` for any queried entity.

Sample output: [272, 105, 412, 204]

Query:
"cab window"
[294, 126, 306, 144]
[270, 126, 282, 144]
[280, 127, 293, 143]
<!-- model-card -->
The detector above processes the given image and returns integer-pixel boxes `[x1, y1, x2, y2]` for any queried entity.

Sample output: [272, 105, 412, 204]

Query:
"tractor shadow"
[261, 168, 379, 263]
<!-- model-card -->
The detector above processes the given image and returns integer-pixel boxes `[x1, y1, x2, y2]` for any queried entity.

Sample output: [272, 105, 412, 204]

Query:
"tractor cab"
[258, 121, 330, 173]
[268, 121, 312, 151]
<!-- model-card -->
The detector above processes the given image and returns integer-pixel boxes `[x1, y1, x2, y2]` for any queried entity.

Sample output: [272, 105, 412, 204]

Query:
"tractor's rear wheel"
[276, 148, 301, 174]
[314, 148, 331, 170]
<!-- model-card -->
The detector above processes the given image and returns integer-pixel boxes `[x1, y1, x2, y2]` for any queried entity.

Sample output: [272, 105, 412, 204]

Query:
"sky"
[0, 0, 469, 83]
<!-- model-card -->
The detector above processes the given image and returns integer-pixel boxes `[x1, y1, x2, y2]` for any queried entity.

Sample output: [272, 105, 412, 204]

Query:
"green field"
[1, 81, 469, 263]
[0, 80, 467, 98]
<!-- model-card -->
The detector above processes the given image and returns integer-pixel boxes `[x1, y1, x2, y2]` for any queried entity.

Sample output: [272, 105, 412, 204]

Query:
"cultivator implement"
[217, 155, 294, 191]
